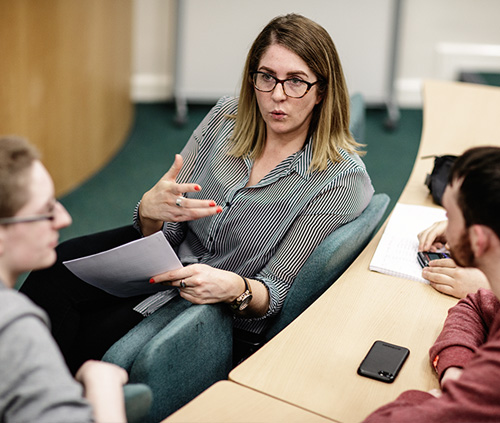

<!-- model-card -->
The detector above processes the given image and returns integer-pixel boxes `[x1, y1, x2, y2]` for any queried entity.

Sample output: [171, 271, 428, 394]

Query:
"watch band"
[240, 276, 250, 293]
[230, 275, 253, 311]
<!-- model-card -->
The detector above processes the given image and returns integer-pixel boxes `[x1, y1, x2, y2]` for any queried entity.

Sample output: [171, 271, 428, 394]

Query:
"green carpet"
[479, 72, 500, 87]
[58, 104, 422, 243]
[363, 107, 422, 222]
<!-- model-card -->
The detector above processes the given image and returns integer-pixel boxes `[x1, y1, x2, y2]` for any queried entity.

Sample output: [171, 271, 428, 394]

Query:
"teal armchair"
[349, 92, 366, 144]
[103, 299, 232, 423]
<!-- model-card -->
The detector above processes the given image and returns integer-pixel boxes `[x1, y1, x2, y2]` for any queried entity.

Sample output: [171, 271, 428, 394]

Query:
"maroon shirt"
[363, 289, 500, 422]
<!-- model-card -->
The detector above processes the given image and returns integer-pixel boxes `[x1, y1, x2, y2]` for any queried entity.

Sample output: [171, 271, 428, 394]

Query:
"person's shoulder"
[0, 288, 49, 329]
[323, 148, 369, 177]
[340, 148, 367, 167]
[212, 96, 238, 115]
[202, 96, 238, 133]
[314, 149, 373, 202]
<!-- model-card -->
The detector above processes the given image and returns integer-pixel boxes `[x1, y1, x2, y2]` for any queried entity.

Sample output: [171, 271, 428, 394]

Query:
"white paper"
[369, 203, 447, 283]
[63, 231, 183, 297]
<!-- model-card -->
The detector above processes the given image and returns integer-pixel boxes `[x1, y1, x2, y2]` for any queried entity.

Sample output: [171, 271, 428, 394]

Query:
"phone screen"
[357, 341, 410, 383]
[427, 252, 444, 260]
[417, 251, 450, 268]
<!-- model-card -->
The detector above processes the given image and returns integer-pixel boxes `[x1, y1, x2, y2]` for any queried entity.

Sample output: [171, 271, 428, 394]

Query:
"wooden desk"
[163, 381, 336, 423]
[228, 80, 500, 422]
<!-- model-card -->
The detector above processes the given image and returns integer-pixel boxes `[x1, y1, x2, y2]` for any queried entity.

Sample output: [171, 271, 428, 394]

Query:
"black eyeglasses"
[0, 201, 61, 225]
[251, 71, 319, 98]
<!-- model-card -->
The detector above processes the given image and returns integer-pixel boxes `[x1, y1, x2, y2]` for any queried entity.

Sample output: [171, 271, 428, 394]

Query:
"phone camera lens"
[378, 371, 394, 379]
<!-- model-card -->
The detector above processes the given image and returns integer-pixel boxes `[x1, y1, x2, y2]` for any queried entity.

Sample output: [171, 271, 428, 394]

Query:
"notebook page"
[369, 203, 447, 283]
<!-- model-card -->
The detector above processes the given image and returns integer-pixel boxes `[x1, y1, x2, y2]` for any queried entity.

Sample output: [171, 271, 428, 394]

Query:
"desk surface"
[229, 80, 500, 422]
[163, 381, 337, 423]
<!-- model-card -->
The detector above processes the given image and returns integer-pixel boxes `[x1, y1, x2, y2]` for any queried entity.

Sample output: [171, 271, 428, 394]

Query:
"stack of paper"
[63, 231, 183, 297]
[369, 203, 447, 283]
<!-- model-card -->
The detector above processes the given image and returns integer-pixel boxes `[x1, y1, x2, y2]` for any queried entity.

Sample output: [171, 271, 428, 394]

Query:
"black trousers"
[20, 225, 149, 375]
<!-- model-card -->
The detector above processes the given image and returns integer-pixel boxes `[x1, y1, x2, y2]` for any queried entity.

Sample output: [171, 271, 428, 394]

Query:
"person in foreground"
[363, 146, 500, 422]
[0, 137, 128, 423]
[21, 13, 374, 373]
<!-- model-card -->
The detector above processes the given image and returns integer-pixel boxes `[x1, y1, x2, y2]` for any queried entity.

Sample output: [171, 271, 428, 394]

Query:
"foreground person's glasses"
[0, 201, 62, 225]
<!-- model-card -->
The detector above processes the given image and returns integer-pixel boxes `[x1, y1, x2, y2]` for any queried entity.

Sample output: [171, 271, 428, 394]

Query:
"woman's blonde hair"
[230, 13, 363, 171]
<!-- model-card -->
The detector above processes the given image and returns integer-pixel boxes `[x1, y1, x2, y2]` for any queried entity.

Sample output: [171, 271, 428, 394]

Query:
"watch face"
[239, 294, 252, 310]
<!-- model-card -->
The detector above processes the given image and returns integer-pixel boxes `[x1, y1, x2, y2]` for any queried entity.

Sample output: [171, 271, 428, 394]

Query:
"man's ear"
[469, 224, 500, 258]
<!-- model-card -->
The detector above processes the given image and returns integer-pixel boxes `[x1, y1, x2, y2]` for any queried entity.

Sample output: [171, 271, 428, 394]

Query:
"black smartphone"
[357, 340, 410, 383]
[417, 251, 450, 268]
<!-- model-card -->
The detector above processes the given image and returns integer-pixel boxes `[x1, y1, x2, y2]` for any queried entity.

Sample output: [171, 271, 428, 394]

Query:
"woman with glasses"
[0, 137, 128, 422]
[21, 14, 374, 371]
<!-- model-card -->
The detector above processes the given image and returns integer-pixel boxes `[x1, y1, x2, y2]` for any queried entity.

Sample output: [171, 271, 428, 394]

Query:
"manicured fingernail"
[209, 201, 216, 207]
[149, 278, 155, 284]
[194, 185, 201, 191]
[216, 206, 223, 213]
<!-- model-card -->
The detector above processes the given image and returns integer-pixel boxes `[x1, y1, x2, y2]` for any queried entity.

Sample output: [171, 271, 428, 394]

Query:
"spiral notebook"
[369, 203, 447, 283]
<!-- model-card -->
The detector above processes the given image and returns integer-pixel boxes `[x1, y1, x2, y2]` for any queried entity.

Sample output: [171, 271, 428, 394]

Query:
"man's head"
[0, 136, 40, 219]
[443, 146, 500, 270]
[0, 136, 72, 286]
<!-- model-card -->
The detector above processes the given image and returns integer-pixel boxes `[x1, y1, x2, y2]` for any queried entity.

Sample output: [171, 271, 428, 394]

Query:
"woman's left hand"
[150, 264, 245, 305]
[150, 264, 270, 316]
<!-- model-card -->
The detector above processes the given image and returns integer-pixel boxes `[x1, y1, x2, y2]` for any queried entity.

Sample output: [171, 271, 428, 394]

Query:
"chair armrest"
[123, 383, 153, 423]
[102, 296, 191, 372]
[350, 93, 366, 144]
[128, 303, 233, 422]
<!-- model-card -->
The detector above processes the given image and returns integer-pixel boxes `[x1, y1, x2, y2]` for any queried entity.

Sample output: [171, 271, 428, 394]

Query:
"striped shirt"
[134, 96, 374, 334]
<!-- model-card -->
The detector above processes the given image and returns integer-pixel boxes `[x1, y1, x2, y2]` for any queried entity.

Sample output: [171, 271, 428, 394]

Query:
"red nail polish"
[216, 206, 223, 213]
[149, 278, 155, 284]
[209, 201, 216, 207]
[195, 185, 201, 191]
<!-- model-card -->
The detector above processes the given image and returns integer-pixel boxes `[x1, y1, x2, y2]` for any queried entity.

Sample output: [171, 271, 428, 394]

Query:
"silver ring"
[180, 280, 186, 289]
[175, 197, 183, 208]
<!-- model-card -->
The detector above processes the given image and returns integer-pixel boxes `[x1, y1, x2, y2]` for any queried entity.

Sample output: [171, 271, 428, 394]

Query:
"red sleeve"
[362, 391, 434, 423]
[429, 289, 500, 379]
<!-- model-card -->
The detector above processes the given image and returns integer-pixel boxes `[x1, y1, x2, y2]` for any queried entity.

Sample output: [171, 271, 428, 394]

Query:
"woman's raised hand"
[138, 154, 222, 235]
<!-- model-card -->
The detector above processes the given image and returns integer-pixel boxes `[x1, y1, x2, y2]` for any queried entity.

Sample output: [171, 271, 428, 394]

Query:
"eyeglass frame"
[0, 201, 62, 225]
[250, 71, 319, 98]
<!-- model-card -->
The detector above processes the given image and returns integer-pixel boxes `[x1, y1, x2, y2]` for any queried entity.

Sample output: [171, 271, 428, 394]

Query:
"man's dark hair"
[449, 146, 500, 239]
